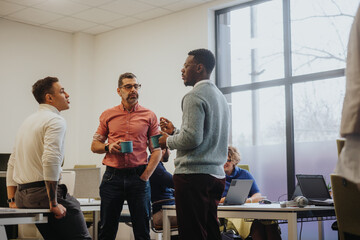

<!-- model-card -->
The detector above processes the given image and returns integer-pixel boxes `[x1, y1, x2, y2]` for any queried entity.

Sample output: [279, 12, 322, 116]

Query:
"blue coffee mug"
[150, 134, 162, 149]
[120, 141, 133, 153]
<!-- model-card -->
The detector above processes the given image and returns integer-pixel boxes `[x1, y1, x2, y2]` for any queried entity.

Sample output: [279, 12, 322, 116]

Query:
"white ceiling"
[0, 0, 216, 35]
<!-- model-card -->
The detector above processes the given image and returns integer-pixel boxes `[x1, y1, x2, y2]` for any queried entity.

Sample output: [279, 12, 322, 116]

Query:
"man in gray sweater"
[159, 48, 230, 240]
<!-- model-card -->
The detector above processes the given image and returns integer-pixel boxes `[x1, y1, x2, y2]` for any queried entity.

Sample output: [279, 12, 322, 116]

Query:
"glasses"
[120, 84, 141, 91]
[227, 159, 232, 163]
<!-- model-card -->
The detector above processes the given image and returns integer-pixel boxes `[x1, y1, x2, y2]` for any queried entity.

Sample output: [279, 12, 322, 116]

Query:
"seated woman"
[221, 146, 282, 240]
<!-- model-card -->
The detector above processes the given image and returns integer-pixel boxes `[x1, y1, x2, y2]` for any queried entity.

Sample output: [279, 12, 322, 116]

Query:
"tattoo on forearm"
[45, 181, 58, 206]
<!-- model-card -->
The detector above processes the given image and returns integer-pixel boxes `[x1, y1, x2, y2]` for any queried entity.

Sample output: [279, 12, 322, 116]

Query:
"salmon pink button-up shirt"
[94, 103, 160, 169]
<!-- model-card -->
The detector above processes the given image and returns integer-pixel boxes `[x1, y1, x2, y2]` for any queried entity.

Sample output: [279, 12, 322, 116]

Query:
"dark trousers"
[250, 220, 282, 240]
[173, 174, 225, 240]
[99, 165, 151, 240]
[15, 184, 91, 240]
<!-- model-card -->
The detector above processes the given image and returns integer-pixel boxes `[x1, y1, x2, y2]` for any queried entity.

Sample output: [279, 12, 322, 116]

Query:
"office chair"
[331, 174, 360, 240]
[238, 164, 250, 172]
[71, 164, 97, 228]
[221, 164, 252, 239]
[74, 164, 97, 169]
[332, 138, 345, 238]
[150, 199, 178, 240]
[60, 170, 76, 195]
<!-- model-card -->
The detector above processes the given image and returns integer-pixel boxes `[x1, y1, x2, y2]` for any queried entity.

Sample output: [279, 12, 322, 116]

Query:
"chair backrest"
[63, 167, 101, 199]
[238, 164, 250, 172]
[60, 170, 76, 195]
[74, 164, 96, 169]
[151, 199, 178, 234]
[330, 174, 360, 239]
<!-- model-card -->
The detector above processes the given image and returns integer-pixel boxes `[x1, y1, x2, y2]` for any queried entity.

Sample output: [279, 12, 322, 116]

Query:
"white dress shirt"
[7, 104, 66, 186]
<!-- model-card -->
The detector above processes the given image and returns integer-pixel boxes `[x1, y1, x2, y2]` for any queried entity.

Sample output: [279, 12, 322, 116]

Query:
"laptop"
[223, 179, 253, 205]
[295, 174, 334, 206]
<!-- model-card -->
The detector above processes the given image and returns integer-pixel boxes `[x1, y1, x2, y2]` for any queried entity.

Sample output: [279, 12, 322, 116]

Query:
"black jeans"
[15, 184, 91, 240]
[99, 165, 151, 240]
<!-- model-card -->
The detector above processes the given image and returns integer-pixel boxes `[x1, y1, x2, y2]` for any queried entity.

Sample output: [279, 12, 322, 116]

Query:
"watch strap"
[7, 197, 15, 203]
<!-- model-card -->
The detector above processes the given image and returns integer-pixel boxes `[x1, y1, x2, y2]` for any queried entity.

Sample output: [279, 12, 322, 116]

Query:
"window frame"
[215, 0, 346, 199]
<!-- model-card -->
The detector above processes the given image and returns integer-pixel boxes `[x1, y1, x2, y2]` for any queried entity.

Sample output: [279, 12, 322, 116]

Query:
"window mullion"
[283, 0, 296, 200]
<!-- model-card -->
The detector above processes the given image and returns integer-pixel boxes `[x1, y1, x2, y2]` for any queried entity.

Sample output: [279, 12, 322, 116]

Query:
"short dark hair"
[118, 72, 137, 88]
[32, 77, 59, 104]
[188, 48, 216, 75]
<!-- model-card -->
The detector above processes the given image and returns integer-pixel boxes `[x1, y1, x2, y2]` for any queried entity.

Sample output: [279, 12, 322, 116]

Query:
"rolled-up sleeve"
[148, 112, 161, 152]
[6, 152, 17, 187]
[42, 117, 66, 181]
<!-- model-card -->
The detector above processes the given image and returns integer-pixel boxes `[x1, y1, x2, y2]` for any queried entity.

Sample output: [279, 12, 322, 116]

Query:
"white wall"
[92, 3, 216, 172]
[0, 0, 238, 173]
[0, 19, 74, 165]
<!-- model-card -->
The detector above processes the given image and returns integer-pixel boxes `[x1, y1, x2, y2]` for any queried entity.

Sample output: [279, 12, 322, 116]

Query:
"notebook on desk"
[295, 174, 334, 206]
[223, 179, 253, 205]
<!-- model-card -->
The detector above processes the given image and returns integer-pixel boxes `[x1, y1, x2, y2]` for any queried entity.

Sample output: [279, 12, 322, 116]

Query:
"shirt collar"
[194, 79, 211, 88]
[229, 165, 240, 178]
[39, 104, 60, 115]
[119, 102, 139, 112]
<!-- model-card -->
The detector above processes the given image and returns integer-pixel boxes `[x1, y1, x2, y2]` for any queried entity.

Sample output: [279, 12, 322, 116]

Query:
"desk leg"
[0, 225, 8, 240]
[317, 218, 324, 240]
[288, 213, 298, 240]
[93, 211, 100, 240]
[162, 210, 171, 240]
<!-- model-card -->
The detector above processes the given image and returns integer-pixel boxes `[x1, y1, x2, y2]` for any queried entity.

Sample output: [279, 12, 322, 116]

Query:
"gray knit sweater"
[167, 80, 230, 176]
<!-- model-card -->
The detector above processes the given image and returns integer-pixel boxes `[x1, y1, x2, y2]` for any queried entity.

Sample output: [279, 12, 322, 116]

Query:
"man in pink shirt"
[91, 72, 161, 240]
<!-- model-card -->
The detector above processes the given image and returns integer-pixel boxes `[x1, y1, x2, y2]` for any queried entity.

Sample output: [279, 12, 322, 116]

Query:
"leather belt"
[18, 181, 45, 191]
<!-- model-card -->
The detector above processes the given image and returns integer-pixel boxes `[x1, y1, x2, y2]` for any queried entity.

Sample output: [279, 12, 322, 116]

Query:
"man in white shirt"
[6, 77, 91, 239]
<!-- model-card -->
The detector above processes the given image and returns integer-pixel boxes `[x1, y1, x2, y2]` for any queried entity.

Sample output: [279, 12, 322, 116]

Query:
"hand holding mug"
[108, 139, 122, 153]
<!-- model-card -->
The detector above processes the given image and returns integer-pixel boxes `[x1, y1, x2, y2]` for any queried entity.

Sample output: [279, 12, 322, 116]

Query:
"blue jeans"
[99, 166, 151, 240]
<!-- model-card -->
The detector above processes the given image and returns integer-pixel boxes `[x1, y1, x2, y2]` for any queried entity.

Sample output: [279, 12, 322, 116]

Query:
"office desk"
[0, 201, 128, 240]
[162, 203, 335, 240]
[0, 207, 48, 240]
[0, 203, 102, 240]
[80, 200, 101, 239]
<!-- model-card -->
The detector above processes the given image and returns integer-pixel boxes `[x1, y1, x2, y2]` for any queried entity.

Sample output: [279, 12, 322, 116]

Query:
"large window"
[216, 0, 358, 213]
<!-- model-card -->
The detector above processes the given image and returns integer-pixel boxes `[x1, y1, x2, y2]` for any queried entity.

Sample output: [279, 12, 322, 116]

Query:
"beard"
[126, 93, 138, 104]
[183, 76, 195, 87]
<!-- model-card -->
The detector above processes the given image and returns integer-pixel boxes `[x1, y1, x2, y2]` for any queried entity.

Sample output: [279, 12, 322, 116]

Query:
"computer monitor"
[0, 153, 11, 207]
[0, 153, 10, 171]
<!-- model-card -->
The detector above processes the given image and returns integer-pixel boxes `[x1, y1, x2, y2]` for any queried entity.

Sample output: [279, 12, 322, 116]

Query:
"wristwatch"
[105, 143, 109, 152]
[7, 197, 15, 203]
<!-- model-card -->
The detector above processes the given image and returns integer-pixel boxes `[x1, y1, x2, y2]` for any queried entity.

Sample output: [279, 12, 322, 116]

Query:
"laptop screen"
[296, 174, 331, 200]
[224, 179, 253, 205]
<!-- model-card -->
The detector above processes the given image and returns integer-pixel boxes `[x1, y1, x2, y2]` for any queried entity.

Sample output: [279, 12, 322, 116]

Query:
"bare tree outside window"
[216, 1, 359, 239]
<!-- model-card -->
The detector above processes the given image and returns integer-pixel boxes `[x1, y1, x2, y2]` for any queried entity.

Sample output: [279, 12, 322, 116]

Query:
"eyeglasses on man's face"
[120, 84, 141, 91]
